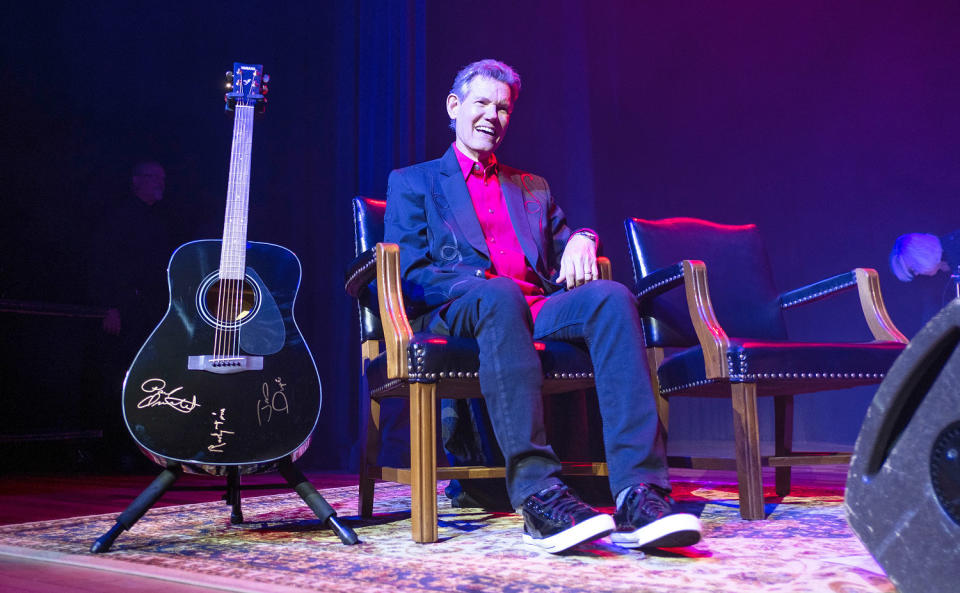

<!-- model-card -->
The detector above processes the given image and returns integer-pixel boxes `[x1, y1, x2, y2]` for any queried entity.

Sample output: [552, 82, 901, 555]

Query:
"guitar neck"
[220, 104, 255, 280]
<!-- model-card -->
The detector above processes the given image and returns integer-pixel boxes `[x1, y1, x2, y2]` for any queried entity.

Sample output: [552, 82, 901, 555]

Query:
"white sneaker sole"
[610, 512, 702, 549]
[522, 513, 616, 554]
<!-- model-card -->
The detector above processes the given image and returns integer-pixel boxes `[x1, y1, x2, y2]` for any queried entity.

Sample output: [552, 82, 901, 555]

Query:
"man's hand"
[556, 234, 598, 289]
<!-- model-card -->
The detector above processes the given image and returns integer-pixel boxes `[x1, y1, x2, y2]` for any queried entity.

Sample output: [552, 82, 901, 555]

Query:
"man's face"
[446, 76, 513, 161]
[132, 163, 166, 205]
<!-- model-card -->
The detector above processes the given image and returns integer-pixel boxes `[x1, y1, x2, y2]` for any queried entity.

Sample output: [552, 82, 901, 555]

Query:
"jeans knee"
[591, 280, 637, 309]
[476, 277, 529, 316]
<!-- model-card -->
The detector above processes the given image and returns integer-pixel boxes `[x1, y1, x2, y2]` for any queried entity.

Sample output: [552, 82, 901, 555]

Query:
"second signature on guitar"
[138, 378, 201, 414]
[257, 376, 289, 425]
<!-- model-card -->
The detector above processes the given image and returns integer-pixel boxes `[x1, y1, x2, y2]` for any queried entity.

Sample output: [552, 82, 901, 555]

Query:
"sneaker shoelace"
[540, 486, 593, 520]
[632, 484, 674, 519]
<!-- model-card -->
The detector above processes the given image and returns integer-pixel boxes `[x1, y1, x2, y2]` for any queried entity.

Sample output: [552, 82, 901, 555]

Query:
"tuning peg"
[261, 84, 269, 95]
[225, 82, 234, 90]
[262, 74, 270, 84]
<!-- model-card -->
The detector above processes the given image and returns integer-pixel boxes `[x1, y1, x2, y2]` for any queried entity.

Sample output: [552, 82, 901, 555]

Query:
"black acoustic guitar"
[121, 63, 321, 473]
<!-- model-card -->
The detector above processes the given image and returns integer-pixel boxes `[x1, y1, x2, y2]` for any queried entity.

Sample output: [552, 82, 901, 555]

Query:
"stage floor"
[0, 466, 867, 593]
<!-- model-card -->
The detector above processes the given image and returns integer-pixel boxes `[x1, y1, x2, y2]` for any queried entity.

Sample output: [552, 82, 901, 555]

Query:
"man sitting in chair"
[384, 59, 701, 553]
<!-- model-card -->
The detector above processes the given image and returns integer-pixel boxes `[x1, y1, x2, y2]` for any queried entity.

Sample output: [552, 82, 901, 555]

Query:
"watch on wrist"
[573, 230, 597, 243]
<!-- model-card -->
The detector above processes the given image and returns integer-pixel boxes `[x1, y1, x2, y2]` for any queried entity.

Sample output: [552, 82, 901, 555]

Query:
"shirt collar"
[452, 142, 498, 181]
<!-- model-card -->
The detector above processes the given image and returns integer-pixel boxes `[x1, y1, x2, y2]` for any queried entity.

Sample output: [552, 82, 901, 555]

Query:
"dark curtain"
[4, 0, 960, 471]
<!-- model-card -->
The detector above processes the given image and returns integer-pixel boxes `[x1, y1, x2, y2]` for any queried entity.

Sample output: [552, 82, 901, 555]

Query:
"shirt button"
[488, 208, 494, 214]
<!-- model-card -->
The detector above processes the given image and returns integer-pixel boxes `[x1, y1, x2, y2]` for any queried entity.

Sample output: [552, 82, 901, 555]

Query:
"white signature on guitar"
[257, 376, 289, 425]
[208, 407, 234, 453]
[138, 378, 201, 414]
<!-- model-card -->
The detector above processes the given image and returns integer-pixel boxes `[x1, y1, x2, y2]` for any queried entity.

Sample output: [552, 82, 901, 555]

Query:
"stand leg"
[225, 467, 244, 524]
[278, 457, 359, 545]
[90, 465, 182, 553]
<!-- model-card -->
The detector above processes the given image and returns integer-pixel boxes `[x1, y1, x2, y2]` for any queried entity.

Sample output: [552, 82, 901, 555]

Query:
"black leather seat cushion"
[658, 339, 906, 397]
[366, 333, 597, 398]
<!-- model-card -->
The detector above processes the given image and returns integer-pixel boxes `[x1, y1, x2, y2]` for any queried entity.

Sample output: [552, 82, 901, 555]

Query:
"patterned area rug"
[0, 480, 893, 593]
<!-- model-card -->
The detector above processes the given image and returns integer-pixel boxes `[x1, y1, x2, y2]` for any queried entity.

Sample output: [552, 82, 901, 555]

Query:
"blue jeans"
[430, 277, 668, 509]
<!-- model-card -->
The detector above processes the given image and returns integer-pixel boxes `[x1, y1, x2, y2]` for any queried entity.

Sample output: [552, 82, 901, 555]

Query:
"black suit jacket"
[384, 146, 575, 329]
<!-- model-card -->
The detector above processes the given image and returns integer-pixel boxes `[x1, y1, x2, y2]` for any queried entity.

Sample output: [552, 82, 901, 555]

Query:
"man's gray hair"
[448, 59, 521, 130]
[449, 59, 522, 102]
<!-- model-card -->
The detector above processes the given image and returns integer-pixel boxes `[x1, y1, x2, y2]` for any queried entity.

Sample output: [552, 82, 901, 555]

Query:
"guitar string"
[230, 104, 253, 360]
[225, 107, 240, 361]
[226, 104, 246, 360]
[212, 110, 230, 361]
[216, 103, 237, 361]
[214, 101, 243, 361]
[231, 104, 252, 360]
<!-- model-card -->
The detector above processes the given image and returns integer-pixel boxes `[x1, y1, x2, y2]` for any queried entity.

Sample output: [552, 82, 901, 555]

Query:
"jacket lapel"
[439, 148, 489, 257]
[502, 171, 542, 271]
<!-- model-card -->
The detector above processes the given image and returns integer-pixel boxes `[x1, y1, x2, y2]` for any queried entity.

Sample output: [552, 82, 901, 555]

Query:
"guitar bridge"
[187, 355, 264, 374]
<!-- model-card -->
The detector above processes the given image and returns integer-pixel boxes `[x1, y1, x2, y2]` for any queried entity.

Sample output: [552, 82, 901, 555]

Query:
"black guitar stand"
[90, 457, 359, 553]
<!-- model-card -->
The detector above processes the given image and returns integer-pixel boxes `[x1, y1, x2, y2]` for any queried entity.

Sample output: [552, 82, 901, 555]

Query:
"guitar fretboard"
[220, 104, 255, 280]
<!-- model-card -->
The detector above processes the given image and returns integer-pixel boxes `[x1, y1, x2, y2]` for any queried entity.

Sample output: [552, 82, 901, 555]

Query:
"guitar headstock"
[224, 63, 269, 114]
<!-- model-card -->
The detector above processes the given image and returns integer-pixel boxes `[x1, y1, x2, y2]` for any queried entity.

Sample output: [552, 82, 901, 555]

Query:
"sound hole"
[205, 278, 257, 324]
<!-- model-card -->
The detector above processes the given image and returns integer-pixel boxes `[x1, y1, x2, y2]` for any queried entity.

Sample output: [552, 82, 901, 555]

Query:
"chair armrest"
[681, 260, 731, 379]
[598, 256, 612, 280]
[376, 243, 414, 379]
[854, 268, 909, 343]
[779, 268, 908, 343]
[633, 260, 728, 378]
[634, 262, 685, 301]
[778, 271, 858, 310]
[345, 248, 377, 298]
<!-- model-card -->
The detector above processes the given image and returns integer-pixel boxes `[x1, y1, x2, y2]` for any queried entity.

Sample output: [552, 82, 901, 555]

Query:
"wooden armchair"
[624, 217, 908, 520]
[345, 196, 610, 542]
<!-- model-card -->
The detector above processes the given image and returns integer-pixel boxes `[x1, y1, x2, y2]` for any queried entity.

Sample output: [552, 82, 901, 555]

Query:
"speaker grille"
[930, 420, 960, 526]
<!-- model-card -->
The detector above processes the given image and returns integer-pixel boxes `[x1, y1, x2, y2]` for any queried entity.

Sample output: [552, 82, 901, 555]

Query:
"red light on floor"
[425, 337, 447, 345]
[533, 342, 546, 351]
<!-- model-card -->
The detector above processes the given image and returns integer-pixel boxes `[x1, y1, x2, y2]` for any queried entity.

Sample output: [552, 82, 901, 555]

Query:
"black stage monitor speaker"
[846, 299, 960, 593]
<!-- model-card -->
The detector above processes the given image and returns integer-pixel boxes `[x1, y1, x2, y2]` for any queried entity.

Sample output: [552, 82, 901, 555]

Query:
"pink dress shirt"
[453, 144, 549, 320]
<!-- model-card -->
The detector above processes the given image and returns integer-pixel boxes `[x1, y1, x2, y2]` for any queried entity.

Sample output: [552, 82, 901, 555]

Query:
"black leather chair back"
[625, 217, 788, 348]
[353, 196, 387, 342]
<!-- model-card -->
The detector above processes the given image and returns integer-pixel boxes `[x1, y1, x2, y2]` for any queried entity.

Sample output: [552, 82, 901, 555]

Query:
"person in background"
[90, 159, 183, 470]
[101, 161, 168, 336]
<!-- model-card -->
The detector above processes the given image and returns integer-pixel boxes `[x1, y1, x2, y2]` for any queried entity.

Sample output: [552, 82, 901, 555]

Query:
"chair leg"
[358, 397, 381, 518]
[646, 348, 669, 444]
[409, 382, 438, 543]
[730, 383, 765, 520]
[774, 395, 794, 497]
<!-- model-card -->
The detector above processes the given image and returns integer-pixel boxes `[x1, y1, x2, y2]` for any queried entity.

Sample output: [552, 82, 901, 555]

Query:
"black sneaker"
[520, 484, 615, 553]
[610, 483, 702, 549]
